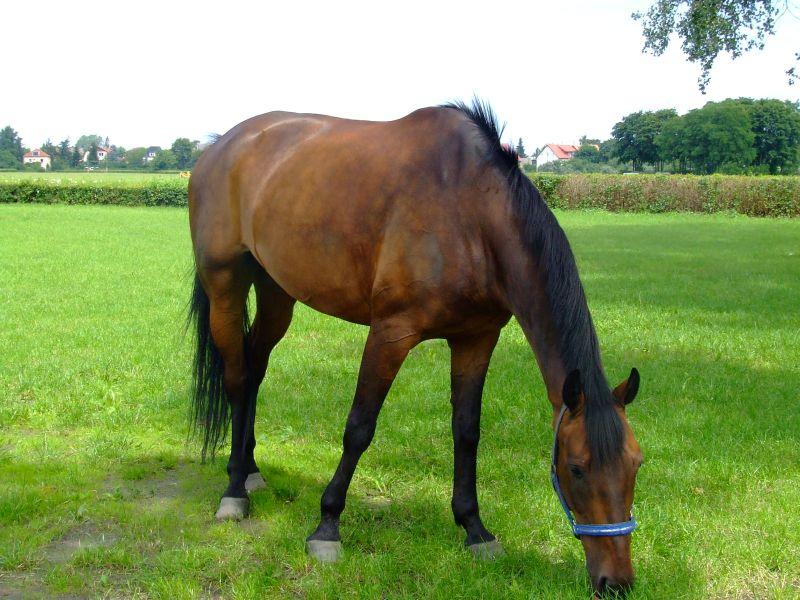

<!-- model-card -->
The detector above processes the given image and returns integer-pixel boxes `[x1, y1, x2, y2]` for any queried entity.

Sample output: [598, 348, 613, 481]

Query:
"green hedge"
[0, 178, 188, 207]
[528, 173, 800, 217]
[1, 173, 798, 217]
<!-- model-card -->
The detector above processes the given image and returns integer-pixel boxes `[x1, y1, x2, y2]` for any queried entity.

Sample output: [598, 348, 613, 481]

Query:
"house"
[23, 149, 51, 170]
[82, 146, 110, 162]
[537, 143, 579, 165]
[144, 146, 162, 162]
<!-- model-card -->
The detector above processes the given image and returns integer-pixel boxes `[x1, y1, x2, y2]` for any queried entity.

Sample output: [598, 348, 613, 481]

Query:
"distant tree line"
[0, 127, 205, 172]
[537, 97, 800, 175]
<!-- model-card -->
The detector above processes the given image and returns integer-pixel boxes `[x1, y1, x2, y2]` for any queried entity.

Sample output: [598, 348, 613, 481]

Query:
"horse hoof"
[468, 539, 504, 560]
[245, 472, 267, 493]
[215, 497, 249, 521]
[306, 540, 343, 563]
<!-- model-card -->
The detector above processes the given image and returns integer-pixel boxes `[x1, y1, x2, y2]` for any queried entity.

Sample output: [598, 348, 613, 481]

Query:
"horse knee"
[342, 414, 376, 454]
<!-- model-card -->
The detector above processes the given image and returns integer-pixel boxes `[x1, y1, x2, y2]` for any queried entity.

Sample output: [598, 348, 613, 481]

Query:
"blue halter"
[550, 404, 637, 538]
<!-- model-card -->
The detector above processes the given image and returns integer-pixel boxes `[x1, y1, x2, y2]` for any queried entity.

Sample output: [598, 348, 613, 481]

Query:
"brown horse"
[187, 100, 643, 596]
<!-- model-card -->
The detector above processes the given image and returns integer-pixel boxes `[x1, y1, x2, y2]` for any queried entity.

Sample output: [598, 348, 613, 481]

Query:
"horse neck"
[492, 215, 605, 412]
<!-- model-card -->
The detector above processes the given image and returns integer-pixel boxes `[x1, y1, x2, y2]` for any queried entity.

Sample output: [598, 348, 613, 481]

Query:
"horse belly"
[249, 206, 375, 325]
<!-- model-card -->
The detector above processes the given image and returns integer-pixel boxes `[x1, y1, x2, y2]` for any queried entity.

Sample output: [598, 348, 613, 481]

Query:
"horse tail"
[187, 271, 228, 462]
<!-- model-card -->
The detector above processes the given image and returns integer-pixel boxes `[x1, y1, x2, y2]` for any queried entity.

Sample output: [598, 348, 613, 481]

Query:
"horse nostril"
[594, 575, 633, 597]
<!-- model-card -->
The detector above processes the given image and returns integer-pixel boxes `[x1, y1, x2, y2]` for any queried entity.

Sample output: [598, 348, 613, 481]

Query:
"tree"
[749, 99, 800, 173]
[76, 134, 103, 153]
[0, 126, 24, 163]
[171, 137, 196, 169]
[58, 138, 71, 160]
[612, 109, 677, 171]
[107, 145, 126, 165]
[125, 147, 146, 168]
[87, 142, 99, 166]
[515, 137, 527, 158]
[70, 145, 83, 168]
[674, 100, 756, 173]
[634, 1, 796, 92]
[0, 149, 20, 169]
[574, 144, 602, 163]
[150, 149, 176, 170]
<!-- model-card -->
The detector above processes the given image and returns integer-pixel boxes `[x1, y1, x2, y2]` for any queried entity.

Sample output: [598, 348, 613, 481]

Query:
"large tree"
[0, 126, 24, 163]
[76, 134, 104, 152]
[171, 137, 196, 170]
[612, 109, 677, 170]
[748, 99, 800, 173]
[634, 1, 797, 91]
[678, 100, 755, 173]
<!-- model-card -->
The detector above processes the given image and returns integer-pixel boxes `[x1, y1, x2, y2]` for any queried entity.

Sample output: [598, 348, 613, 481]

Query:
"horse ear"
[613, 367, 640, 405]
[562, 369, 583, 413]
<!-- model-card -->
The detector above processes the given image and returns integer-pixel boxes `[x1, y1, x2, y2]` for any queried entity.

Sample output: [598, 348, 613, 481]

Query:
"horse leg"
[306, 322, 420, 562]
[448, 329, 504, 559]
[242, 271, 296, 494]
[201, 265, 255, 521]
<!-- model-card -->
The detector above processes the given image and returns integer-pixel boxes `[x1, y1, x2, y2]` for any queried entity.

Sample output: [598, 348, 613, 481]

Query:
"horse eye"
[569, 465, 584, 479]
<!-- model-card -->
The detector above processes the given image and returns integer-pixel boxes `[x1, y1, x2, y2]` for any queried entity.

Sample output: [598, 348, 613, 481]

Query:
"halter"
[550, 404, 638, 538]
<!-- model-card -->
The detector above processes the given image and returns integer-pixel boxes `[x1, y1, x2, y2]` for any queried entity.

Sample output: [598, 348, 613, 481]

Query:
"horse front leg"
[306, 322, 420, 562]
[448, 329, 504, 559]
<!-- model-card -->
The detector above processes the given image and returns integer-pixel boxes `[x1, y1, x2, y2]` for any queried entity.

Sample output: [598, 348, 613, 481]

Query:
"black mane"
[442, 98, 624, 464]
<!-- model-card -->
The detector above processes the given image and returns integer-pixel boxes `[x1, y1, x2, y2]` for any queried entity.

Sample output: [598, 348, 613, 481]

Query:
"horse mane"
[441, 98, 624, 465]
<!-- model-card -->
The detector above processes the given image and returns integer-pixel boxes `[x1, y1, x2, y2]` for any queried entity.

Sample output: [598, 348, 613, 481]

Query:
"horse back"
[189, 107, 510, 332]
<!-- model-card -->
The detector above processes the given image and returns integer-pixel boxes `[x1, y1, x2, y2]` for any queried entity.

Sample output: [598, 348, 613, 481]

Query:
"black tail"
[187, 272, 253, 462]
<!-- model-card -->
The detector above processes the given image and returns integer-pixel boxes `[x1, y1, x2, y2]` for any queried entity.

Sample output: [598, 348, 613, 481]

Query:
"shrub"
[527, 173, 799, 217]
[0, 177, 188, 206]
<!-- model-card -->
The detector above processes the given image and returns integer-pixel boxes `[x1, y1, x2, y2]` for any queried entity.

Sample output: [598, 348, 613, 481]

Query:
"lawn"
[0, 205, 798, 599]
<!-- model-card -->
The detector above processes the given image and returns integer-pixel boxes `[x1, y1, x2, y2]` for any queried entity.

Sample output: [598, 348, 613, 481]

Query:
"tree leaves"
[633, 0, 789, 92]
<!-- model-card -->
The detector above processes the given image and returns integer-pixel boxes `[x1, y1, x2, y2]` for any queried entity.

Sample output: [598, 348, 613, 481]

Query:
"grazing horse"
[187, 100, 643, 596]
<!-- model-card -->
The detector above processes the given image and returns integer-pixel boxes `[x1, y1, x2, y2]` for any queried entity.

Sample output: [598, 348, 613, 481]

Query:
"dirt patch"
[0, 572, 89, 599]
[239, 518, 269, 536]
[43, 520, 118, 565]
[102, 463, 191, 504]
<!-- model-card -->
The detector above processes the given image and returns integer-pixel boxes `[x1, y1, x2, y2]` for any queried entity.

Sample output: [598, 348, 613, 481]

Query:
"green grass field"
[1, 205, 798, 599]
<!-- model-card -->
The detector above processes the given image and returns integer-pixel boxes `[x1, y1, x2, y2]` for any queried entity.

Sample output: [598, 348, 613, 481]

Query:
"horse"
[187, 99, 643, 596]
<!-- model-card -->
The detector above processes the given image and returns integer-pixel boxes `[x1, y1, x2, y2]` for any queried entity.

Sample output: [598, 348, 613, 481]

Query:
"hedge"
[528, 173, 800, 217]
[0, 178, 188, 207]
[1, 173, 798, 217]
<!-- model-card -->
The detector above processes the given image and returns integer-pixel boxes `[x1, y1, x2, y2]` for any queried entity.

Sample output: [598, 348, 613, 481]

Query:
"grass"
[0, 205, 798, 599]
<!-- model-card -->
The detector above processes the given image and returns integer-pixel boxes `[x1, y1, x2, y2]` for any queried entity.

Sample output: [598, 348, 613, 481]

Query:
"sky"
[3, 1, 799, 152]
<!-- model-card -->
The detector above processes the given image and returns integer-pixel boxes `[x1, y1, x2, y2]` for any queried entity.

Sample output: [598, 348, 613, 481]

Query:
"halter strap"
[550, 404, 637, 538]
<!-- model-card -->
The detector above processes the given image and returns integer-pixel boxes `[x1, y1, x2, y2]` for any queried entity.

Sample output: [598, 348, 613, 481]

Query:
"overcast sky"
[3, 1, 798, 151]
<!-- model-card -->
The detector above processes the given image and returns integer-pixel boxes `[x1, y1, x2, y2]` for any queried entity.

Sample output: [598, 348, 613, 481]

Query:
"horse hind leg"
[190, 261, 254, 521]
[241, 270, 296, 494]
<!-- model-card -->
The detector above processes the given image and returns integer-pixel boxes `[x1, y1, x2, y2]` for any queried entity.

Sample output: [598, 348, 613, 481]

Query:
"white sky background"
[3, 1, 798, 151]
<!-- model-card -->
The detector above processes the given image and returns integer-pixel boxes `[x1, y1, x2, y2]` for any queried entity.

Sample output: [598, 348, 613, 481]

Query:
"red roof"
[546, 144, 579, 160]
[24, 149, 51, 158]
